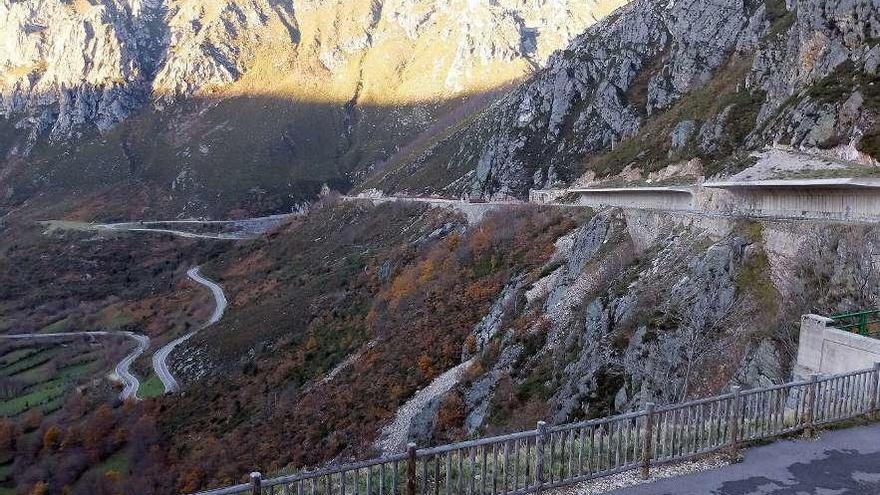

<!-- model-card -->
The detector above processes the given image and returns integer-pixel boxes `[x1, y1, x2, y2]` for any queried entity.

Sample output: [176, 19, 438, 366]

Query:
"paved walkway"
[609, 424, 880, 494]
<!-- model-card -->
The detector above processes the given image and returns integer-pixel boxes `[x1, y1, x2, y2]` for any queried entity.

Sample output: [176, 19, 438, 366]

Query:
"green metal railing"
[830, 310, 880, 337]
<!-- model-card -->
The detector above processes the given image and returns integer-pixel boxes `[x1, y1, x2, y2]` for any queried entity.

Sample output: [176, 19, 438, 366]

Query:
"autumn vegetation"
[161, 202, 578, 491]
[0, 202, 581, 493]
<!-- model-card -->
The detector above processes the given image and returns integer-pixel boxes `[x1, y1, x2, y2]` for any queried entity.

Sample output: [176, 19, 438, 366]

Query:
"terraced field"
[0, 341, 108, 418]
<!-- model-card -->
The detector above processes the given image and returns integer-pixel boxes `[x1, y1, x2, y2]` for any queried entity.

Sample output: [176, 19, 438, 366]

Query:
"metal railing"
[830, 310, 880, 337]
[192, 365, 880, 495]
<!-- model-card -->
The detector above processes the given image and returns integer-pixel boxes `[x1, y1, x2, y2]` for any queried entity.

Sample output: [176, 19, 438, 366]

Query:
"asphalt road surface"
[607, 423, 880, 494]
[95, 214, 292, 240]
[0, 331, 149, 400]
[152, 266, 227, 393]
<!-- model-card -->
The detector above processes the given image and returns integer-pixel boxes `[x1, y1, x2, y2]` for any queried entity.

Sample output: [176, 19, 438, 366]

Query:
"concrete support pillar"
[796, 315, 835, 376]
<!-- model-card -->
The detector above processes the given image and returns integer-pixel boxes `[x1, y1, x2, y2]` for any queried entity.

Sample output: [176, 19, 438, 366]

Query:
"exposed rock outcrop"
[447, 210, 795, 434]
[380, 0, 880, 198]
[0, 0, 632, 215]
[0, 0, 628, 146]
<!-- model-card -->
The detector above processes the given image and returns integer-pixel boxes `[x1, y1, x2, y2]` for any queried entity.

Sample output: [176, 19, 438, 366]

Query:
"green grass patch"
[99, 307, 135, 330]
[515, 360, 554, 403]
[737, 250, 776, 301]
[741, 221, 764, 244]
[39, 394, 66, 416]
[0, 378, 66, 416]
[859, 127, 880, 161]
[0, 347, 54, 378]
[0, 348, 36, 367]
[763, 0, 796, 40]
[138, 374, 166, 399]
[15, 351, 97, 384]
[736, 244, 779, 320]
[537, 259, 565, 280]
[38, 317, 69, 334]
[13, 362, 52, 384]
[0, 358, 97, 417]
[805, 60, 880, 109]
[55, 359, 99, 381]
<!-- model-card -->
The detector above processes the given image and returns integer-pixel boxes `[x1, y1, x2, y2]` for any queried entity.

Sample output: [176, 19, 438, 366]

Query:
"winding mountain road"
[43, 213, 294, 241]
[152, 266, 228, 394]
[0, 331, 149, 401]
[95, 214, 294, 240]
[101, 226, 248, 240]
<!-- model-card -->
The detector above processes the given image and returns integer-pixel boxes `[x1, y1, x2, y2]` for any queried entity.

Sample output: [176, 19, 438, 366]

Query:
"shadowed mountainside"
[1, 89, 511, 219]
[0, 0, 630, 219]
[369, 0, 880, 199]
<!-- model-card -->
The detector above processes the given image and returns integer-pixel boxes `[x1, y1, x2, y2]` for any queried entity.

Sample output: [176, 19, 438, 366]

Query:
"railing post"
[871, 363, 880, 420]
[406, 443, 417, 495]
[250, 472, 262, 495]
[641, 403, 656, 480]
[535, 421, 547, 493]
[728, 386, 741, 459]
[805, 374, 819, 438]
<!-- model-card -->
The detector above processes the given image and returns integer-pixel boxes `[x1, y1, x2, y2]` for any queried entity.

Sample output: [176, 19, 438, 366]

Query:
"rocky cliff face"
[394, 209, 880, 444]
[456, 211, 777, 431]
[3, 0, 879, 214]
[0, 0, 628, 215]
[374, 0, 880, 198]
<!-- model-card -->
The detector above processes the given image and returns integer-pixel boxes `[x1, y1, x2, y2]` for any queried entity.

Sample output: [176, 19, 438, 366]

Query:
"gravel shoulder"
[375, 359, 474, 454]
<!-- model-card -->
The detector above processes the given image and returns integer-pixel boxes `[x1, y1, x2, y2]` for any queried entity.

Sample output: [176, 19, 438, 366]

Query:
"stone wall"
[529, 189, 568, 204]
[796, 314, 880, 376]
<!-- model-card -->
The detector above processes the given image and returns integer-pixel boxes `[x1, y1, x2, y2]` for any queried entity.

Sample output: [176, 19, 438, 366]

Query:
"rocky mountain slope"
[371, 0, 880, 198]
[4, 192, 879, 493]
[5, 1, 880, 492]
[0, 0, 627, 216]
[349, 205, 880, 446]
[110, 201, 880, 491]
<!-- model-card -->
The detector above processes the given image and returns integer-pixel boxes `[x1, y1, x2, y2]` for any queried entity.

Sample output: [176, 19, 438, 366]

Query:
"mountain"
[370, 0, 880, 198]
[2, 0, 879, 215]
[8, 196, 878, 494]
[4, 1, 880, 494]
[0, 0, 627, 217]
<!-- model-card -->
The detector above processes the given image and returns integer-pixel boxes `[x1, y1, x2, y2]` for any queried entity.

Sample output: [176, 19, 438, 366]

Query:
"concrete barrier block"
[796, 314, 880, 376]
[797, 314, 831, 373]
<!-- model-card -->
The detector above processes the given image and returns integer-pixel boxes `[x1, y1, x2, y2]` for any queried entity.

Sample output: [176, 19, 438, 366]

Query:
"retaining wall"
[796, 314, 880, 376]
[569, 187, 694, 211]
[529, 189, 567, 204]
[702, 184, 880, 221]
[554, 179, 880, 222]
